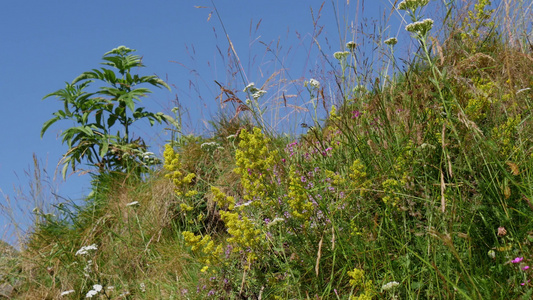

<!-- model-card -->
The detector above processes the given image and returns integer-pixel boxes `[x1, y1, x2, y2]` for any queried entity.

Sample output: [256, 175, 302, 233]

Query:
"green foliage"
[12, 1, 533, 299]
[41, 46, 171, 178]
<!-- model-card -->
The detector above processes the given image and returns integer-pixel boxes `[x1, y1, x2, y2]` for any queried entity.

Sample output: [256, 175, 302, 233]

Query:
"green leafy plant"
[41, 46, 171, 177]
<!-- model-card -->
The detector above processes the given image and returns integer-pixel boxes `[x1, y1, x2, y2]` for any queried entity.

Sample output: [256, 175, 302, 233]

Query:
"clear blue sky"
[1, 0, 416, 246]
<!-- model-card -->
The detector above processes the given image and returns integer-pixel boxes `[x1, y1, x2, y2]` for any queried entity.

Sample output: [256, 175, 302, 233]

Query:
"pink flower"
[522, 265, 530, 271]
[521, 280, 530, 286]
[512, 257, 524, 264]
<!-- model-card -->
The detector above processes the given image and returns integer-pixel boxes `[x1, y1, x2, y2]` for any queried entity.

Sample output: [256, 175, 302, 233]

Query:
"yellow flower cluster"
[465, 78, 495, 122]
[349, 159, 371, 196]
[325, 170, 346, 186]
[492, 114, 521, 158]
[382, 179, 401, 207]
[287, 166, 314, 225]
[347, 268, 375, 300]
[460, 0, 495, 53]
[163, 144, 197, 197]
[211, 186, 235, 211]
[182, 231, 223, 272]
[234, 127, 278, 205]
[219, 210, 262, 262]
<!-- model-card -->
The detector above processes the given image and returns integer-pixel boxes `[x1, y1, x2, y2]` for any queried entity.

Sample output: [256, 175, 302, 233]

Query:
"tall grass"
[3, 0, 533, 299]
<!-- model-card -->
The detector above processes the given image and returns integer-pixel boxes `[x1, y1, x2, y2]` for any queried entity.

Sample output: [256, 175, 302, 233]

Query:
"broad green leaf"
[124, 97, 135, 112]
[107, 114, 117, 128]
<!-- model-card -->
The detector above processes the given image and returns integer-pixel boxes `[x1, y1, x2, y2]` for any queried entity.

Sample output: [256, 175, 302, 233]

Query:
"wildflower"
[126, 201, 139, 207]
[86, 290, 98, 298]
[405, 18, 434, 36]
[382, 281, 400, 291]
[487, 250, 496, 259]
[76, 244, 98, 256]
[346, 41, 357, 50]
[244, 82, 257, 93]
[384, 37, 398, 46]
[85, 285, 102, 298]
[267, 217, 285, 227]
[523, 265, 530, 271]
[333, 51, 350, 60]
[252, 90, 267, 100]
[397, 0, 430, 11]
[497, 226, 507, 236]
[60, 290, 75, 296]
[521, 280, 531, 286]
[512, 257, 524, 264]
[307, 78, 320, 89]
[140, 282, 146, 292]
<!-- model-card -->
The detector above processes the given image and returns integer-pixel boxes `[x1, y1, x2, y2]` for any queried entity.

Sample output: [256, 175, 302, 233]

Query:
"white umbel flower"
[382, 281, 400, 291]
[405, 18, 434, 35]
[398, 0, 430, 11]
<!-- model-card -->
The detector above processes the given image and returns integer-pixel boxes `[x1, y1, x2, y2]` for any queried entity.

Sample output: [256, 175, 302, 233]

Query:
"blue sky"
[0, 0, 414, 246]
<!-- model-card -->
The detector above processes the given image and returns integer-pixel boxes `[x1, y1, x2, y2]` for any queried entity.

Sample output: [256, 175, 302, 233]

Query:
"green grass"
[3, 0, 533, 299]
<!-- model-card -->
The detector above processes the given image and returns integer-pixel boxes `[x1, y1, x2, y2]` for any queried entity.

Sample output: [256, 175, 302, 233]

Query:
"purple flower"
[522, 265, 530, 271]
[352, 110, 361, 118]
[512, 257, 524, 264]
[207, 290, 215, 296]
[521, 280, 530, 286]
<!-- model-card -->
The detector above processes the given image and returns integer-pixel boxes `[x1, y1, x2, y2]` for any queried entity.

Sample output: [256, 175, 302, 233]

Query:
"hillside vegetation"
[3, 0, 533, 299]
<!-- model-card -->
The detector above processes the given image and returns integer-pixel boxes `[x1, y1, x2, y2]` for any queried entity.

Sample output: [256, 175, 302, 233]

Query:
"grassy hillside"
[3, 0, 533, 299]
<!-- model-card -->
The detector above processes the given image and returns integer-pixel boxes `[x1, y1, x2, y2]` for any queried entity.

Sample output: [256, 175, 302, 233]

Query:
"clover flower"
[346, 41, 357, 50]
[384, 37, 398, 46]
[497, 226, 507, 236]
[397, 0, 430, 11]
[405, 18, 434, 36]
[382, 281, 400, 291]
[333, 51, 350, 60]
[76, 244, 98, 256]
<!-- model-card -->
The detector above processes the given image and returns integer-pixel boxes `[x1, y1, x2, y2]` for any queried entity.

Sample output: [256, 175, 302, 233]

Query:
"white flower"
[346, 41, 357, 50]
[333, 51, 350, 60]
[235, 201, 253, 208]
[309, 78, 320, 89]
[126, 201, 139, 207]
[140, 282, 146, 292]
[405, 18, 434, 35]
[397, 0, 429, 11]
[60, 290, 75, 296]
[382, 281, 400, 291]
[244, 82, 257, 93]
[86, 290, 98, 298]
[93, 285, 103, 292]
[252, 89, 267, 100]
[76, 244, 98, 256]
[384, 37, 398, 46]
[267, 217, 285, 227]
